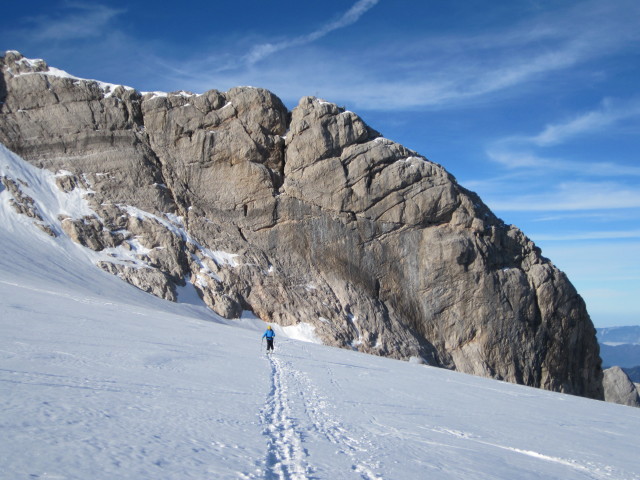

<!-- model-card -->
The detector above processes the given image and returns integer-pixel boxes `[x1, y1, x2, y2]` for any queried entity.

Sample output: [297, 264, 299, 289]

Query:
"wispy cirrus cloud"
[482, 96, 640, 191]
[25, 3, 125, 42]
[524, 98, 640, 146]
[261, 0, 640, 109]
[4, 0, 640, 112]
[149, 0, 640, 110]
[486, 148, 640, 177]
[14, 0, 632, 114]
[484, 181, 640, 212]
[530, 230, 640, 241]
[470, 97, 640, 222]
[243, 0, 379, 66]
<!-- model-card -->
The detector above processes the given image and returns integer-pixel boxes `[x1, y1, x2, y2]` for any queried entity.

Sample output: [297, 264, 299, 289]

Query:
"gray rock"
[1, 175, 56, 236]
[603, 367, 640, 407]
[98, 261, 177, 302]
[0, 50, 604, 399]
[0, 53, 173, 215]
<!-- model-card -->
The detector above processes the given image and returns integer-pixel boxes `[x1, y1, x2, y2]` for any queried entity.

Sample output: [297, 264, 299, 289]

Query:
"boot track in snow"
[260, 355, 310, 480]
[259, 353, 383, 480]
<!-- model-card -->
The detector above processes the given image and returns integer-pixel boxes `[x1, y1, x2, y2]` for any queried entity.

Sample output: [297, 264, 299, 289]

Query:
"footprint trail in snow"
[260, 355, 310, 480]
[260, 353, 383, 480]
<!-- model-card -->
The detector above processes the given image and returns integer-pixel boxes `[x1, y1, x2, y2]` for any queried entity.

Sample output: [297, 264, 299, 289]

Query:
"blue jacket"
[263, 329, 275, 340]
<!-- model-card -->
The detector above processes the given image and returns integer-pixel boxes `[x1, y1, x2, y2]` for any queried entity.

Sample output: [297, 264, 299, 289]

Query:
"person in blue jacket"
[263, 325, 275, 353]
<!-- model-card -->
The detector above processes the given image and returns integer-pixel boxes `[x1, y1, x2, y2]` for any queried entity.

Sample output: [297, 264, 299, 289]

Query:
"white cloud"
[486, 147, 640, 176]
[480, 96, 640, 205]
[531, 230, 640, 241]
[145, 0, 640, 111]
[485, 149, 555, 170]
[5, 0, 639, 113]
[528, 98, 640, 146]
[243, 0, 379, 66]
[26, 4, 125, 42]
[485, 181, 640, 212]
[324, 0, 640, 109]
[301, 0, 640, 110]
[531, 211, 632, 223]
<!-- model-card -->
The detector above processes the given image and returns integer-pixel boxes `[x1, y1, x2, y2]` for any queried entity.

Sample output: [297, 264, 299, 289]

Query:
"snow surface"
[2, 143, 640, 479]
[141, 90, 198, 99]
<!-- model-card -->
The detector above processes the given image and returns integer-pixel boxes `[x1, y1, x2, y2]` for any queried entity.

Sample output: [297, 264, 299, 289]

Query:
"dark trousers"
[266, 338, 274, 351]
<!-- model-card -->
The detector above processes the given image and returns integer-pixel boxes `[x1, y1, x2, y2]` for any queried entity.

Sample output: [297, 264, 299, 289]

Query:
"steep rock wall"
[0, 51, 603, 399]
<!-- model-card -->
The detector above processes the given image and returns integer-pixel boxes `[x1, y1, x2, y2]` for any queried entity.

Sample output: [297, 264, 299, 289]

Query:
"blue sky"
[2, 0, 639, 327]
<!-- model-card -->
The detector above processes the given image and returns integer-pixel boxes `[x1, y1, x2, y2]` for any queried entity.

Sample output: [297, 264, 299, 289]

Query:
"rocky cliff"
[0, 51, 603, 399]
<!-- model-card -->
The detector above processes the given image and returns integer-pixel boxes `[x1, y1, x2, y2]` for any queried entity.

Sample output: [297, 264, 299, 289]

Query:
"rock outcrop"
[603, 367, 640, 407]
[0, 51, 604, 399]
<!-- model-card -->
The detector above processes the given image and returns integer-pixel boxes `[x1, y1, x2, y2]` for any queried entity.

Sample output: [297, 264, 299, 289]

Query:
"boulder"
[603, 366, 640, 407]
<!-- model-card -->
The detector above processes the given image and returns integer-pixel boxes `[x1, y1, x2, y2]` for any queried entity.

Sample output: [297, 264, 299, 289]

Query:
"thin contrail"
[244, 0, 380, 65]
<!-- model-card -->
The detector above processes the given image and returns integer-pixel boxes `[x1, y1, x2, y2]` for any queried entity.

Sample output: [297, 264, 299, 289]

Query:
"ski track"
[259, 353, 383, 480]
[289, 365, 383, 480]
[432, 427, 640, 480]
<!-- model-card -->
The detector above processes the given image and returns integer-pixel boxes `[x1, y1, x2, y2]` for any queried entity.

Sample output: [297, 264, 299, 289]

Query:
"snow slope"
[2, 145, 640, 479]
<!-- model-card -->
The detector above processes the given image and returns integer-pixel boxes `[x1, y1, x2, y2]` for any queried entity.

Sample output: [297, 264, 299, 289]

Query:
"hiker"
[263, 325, 275, 353]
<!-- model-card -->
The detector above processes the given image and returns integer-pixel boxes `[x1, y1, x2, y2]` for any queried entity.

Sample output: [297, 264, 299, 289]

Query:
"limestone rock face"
[0, 51, 604, 399]
[603, 367, 640, 407]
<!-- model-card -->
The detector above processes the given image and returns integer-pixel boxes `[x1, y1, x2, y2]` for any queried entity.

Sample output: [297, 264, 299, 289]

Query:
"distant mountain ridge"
[599, 344, 640, 368]
[0, 50, 603, 399]
[597, 326, 640, 345]
[596, 326, 640, 370]
[596, 326, 640, 384]
[624, 367, 640, 383]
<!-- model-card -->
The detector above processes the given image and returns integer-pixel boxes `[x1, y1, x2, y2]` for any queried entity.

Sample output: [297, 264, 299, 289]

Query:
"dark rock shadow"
[0, 56, 7, 107]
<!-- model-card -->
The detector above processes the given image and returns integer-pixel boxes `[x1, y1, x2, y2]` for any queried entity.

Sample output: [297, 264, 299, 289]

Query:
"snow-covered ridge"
[0, 142, 240, 300]
[6, 51, 160, 99]
[314, 96, 353, 115]
[141, 90, 199, 99]
[12, 64, 134, 99]
[0, 143, 95, 230]
[4, 51, 264, 103]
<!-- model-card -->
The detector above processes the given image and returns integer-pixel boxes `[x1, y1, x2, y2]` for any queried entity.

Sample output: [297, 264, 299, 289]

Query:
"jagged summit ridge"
[0, 51, 603, 399]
